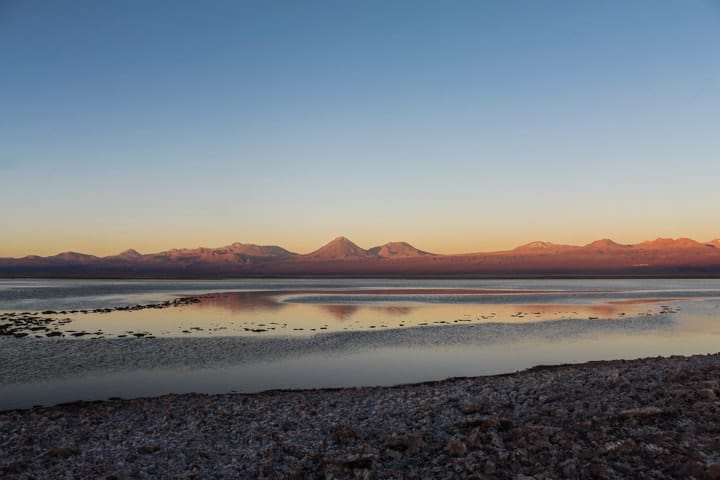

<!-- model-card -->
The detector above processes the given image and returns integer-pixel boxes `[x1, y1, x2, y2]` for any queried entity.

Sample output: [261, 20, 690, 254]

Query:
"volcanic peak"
[305, 236, 371, 259]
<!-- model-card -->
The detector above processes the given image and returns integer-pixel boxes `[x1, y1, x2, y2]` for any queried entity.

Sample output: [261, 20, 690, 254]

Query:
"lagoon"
[2, 278, 719, 410]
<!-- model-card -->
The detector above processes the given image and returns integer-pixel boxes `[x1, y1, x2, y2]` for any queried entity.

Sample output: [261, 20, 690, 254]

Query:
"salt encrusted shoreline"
[3, 354, 720, 479]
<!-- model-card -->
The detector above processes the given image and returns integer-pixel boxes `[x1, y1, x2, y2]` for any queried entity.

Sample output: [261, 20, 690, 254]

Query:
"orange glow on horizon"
[2, 229, 719, 259]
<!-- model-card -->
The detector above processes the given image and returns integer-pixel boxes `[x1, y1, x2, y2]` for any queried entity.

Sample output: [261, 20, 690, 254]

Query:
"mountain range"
[2, 236, 720, 276]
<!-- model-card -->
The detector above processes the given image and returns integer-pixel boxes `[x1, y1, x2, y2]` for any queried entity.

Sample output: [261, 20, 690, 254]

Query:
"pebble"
[3, 353, 720, 478]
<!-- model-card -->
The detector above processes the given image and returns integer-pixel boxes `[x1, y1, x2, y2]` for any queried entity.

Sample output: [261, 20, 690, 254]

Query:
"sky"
[1, 0, 719, 257]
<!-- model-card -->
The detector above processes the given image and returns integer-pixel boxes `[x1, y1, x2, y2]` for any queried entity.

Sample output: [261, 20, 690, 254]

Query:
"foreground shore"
[3, 354, 720, 479]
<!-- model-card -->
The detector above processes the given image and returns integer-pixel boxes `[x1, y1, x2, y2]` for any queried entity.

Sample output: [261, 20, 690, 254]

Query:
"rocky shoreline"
[3, 353, 720, 479]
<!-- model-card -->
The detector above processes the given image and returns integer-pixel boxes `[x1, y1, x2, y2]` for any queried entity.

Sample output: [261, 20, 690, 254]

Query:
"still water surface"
[1, 278, 719, 409]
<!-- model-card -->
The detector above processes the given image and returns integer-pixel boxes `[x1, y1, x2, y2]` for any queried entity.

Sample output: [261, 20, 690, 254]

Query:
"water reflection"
[1, 289, 690, 339]
[2, 280, 720, 409]
[0, 313, 677, 385]
[195, 291, 418, 321]
[193, 291, 284, 313]
[321, 304, 359, 320]
[0, 308, 691, 410]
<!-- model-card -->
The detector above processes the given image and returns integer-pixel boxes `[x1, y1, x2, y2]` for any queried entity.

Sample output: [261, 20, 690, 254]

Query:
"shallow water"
[1, 278, 720, 409]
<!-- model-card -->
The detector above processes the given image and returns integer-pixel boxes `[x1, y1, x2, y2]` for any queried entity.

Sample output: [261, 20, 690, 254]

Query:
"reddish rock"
[447, 438, 467, 457]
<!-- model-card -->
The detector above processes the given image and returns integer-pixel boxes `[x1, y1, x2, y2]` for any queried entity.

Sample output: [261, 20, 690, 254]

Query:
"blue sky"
[1, 0, 719, 256]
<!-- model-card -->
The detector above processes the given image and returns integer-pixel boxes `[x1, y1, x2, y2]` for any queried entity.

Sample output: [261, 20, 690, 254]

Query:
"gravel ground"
[3, 353, 720, 479]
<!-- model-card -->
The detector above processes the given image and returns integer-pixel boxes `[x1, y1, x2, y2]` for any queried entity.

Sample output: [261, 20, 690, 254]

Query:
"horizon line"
[4, 235, 720, 260]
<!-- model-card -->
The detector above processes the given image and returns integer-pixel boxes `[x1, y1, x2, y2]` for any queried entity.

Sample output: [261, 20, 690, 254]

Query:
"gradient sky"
[2, 0, 719, 257]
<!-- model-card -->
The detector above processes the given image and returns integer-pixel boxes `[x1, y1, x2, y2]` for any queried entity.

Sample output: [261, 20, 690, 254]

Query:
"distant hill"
[582, 239, 630, 251]
[513, 241, 579, 253]
[636, 238, 707, 249]
[2, 236, 720, 276]
[368, 242, 433, 258]
[116, 249, 143, 259]
[224, 243, 296, 258]
[49, 252, 99, 263]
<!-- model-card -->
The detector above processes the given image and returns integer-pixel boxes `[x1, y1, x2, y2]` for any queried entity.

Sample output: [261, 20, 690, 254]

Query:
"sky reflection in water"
[12, 288, 694, 338]
[1, 279, 720, 409]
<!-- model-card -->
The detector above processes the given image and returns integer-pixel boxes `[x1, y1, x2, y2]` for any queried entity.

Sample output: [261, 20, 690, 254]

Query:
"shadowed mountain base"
[2, 236, 720, 276]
